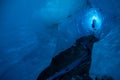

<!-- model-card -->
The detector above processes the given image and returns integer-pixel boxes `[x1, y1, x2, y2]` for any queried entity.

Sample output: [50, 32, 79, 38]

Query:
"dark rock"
[95, 75, 114, 80]
[37, 35, 99, 80]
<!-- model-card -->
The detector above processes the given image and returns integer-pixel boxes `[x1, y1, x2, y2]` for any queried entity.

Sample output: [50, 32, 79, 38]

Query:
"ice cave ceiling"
[0, 0, 120, 80]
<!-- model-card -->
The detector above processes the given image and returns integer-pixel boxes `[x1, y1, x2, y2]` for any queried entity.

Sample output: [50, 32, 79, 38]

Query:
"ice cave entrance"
[83, 9, 103, 32]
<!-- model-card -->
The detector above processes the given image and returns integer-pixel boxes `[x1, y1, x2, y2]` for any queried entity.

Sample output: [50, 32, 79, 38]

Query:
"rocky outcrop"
[37, 35, 98, 80]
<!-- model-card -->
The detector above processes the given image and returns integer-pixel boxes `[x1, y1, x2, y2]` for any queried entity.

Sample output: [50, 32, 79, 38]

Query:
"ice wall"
[0, 0, 91, 80]
[1, 0, 120, 79]
[90, 24, 120, 80]
[89, 0, 120, 79]
[36, 0, 85, 24]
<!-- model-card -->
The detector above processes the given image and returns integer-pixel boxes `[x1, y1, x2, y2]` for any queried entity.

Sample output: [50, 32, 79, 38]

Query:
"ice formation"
[0, 0, 120, 80]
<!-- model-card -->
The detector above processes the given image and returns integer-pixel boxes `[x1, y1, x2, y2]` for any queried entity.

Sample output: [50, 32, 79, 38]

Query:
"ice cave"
[0, 0, 120, 80]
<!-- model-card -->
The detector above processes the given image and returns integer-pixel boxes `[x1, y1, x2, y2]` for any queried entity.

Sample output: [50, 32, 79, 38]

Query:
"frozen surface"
[89, 0, 120, 79]
[0, 0, 90, 80]
[36, 0, 86, 24]
[90, 24, 120, 80]
[0, 0, 120, 80]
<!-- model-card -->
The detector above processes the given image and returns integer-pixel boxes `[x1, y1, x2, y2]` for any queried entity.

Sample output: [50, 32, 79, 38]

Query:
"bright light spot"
[92, 16, 97, 20]
[82, 8, 103, 32]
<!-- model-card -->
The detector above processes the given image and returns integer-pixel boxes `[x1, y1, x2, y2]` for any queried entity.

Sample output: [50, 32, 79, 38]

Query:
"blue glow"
[83, 9, 103, 32]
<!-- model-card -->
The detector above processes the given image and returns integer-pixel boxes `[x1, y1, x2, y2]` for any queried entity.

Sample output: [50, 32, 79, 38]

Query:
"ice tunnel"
[81, 8, 103, 37]
[0, 0, 120, 80]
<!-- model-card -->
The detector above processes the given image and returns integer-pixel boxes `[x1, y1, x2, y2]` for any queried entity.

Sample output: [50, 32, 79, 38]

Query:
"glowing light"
[92, 16, 97, 20]
[82, 8, 103, 32]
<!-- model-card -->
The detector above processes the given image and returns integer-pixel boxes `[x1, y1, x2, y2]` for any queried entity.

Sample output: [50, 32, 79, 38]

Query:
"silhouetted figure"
[92, 19, 96, 31]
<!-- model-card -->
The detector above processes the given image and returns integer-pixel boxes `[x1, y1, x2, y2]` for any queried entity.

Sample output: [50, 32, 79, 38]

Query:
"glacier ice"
[90, 23, 120, 80]
[35, 0, 86, 24]
[89, 0, 120, 79]
[0, 0, 91, 80]
[0, 0, 120, 80]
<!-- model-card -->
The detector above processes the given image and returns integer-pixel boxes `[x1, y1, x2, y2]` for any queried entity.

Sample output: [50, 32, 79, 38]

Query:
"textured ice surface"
[90, 24, 120, 80]
[89, 0, 120, 79]
[36, 0, 86, 24]
[1, 0, 120, 79]
[0, 0, 90, 80]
